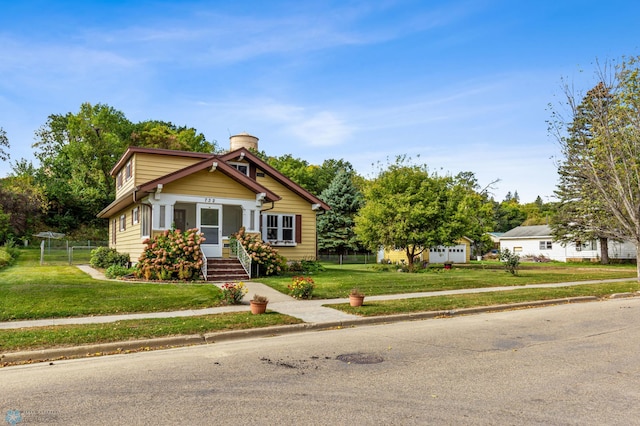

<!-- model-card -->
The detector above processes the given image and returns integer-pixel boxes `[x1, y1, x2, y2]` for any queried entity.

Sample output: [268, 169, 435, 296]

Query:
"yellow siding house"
[97, 134, 330, 279]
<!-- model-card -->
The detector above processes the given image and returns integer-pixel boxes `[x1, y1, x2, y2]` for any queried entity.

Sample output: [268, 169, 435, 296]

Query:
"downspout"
[260, 201, 275, 213]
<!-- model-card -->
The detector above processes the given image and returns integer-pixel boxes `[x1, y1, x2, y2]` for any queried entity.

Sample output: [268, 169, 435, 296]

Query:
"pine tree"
[317, 169, 363, 254]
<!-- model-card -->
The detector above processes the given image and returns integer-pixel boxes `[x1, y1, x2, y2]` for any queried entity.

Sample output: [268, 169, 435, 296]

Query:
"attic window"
[230, 162, 249, 176]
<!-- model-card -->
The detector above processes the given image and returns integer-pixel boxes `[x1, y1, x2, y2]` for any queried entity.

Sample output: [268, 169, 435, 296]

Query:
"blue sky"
[1, 0, 638, 202]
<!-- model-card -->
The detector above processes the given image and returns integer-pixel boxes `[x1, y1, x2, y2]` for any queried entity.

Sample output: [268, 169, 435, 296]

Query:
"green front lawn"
[257, 262, 638, 299]
[0, 250, 222, 321]
[1, 251, 639, 355]
[1, 250, 638, 322]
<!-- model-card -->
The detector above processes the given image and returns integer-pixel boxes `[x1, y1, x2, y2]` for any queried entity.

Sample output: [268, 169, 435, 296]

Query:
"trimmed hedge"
[90, 247, 130, 269]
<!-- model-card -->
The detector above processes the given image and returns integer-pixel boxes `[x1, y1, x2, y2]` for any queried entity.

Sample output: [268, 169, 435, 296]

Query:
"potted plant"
[250, 294, 269, 314]
[349, 288, 365, 307]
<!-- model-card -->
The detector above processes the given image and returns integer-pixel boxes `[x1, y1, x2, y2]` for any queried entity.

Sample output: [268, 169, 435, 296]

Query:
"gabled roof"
[99, 145, 331, 218]
[500, 225, 552, 239]
[110, 146, 213, 176]
[219, 147, 331, 211]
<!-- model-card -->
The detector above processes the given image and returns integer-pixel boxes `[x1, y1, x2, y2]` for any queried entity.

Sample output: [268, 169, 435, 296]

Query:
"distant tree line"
[0, 102, 556, 254]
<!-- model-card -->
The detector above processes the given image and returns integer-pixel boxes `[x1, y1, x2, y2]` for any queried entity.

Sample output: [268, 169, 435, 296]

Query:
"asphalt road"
[2, 298, 639, 425]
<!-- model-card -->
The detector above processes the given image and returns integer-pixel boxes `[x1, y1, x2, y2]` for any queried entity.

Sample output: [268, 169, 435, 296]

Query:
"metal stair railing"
[230, 238, 252, 278]
[200, 249, 208, 280]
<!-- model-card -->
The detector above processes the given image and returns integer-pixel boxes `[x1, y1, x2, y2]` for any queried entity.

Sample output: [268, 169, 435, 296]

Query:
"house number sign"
[204, 197, 216, 203]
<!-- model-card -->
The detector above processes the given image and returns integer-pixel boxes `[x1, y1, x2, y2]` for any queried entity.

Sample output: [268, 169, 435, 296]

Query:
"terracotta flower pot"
[250, 300, 268, 314]
[349, 294, 365, 307]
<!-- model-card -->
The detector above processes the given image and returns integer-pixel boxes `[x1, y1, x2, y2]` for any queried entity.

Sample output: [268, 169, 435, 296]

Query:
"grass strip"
[0, 312, 302, 352]
[326, 281, 640, 316]
[260, 264, 637, 298]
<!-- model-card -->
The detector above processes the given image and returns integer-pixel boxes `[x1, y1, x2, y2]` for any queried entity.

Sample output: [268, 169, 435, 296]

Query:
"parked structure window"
[539, 241, 552, 250]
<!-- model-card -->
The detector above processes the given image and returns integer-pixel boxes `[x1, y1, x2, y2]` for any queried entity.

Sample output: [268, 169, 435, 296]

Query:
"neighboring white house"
[499, 225, 636, 262]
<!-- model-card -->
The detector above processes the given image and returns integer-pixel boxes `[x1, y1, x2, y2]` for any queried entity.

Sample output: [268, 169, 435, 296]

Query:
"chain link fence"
[318, 253, 375, 264]
[37, 239, 108, 265]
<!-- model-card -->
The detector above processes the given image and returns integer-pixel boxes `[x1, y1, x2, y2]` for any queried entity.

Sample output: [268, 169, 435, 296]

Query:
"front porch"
[149, 198, 261, 282]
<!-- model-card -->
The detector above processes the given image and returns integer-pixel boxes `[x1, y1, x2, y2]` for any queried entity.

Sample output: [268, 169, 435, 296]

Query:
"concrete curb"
[1, 295, 605, 365]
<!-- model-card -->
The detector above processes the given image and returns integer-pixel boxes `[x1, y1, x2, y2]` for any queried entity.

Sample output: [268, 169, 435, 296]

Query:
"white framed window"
[230, 162, 249, 176]
[132, 207, 139, 225]
[539, 241, 552, 250]
[116, 171, 123, 188]
[141, 205, 151, 238]
[263, 213, 298, 245]
[119, 214, 126, 231]
[112, 219, 117, 244]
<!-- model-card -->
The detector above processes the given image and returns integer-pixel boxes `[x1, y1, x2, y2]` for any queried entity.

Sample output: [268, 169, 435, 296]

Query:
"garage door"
[429, 245, 467, 263]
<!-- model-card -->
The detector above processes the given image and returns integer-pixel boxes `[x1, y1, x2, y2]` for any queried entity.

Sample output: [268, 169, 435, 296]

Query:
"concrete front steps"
[206, 258, 250, 282]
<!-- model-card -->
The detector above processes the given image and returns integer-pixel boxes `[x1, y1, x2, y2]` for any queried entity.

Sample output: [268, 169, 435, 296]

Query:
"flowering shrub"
[288, 276, 315, 299]
[135, 228, 205, 281]
[231, 227, 285, 276]
[221, 281, 248, 305]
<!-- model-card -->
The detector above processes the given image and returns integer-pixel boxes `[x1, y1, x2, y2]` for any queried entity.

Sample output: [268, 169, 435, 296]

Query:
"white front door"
[197, 204, 222, 257]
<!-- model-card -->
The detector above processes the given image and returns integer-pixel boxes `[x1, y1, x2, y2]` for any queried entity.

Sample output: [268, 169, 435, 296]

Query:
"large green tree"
[0, 174, 47, 242]
[256, 150, 357, 196]
[33, 103, 134, 232]
[551, 56, 640, 278]
[317, 169, 364, 254]
[130, 120, 216, 153]
[354, 159, 480, 271]
[551, 81, 618, 263]
[31, 103, 216, 236]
